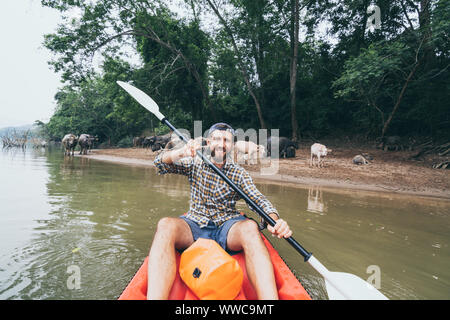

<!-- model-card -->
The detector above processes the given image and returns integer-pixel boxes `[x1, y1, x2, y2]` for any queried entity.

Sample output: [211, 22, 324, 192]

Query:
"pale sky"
[0, 0, 63, 128]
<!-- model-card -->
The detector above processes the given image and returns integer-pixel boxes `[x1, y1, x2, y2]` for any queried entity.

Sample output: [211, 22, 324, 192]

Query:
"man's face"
[207, 130, 234, 164]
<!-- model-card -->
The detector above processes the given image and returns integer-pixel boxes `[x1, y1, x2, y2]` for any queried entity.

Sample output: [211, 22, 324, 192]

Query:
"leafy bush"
[117, 136, 133, 148]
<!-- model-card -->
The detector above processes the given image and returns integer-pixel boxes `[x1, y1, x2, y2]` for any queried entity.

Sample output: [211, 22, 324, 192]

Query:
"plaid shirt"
[154, 153, 279, 228]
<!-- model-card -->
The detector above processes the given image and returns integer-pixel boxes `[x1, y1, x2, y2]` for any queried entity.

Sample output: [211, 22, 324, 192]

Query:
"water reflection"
[307, 186, 327, 214]
[1, 148, 449, 300]
[1, 148, 191, 299]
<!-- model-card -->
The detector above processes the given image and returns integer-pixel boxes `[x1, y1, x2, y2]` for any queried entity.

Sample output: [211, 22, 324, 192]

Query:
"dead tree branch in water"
[1, 129, 30, 149]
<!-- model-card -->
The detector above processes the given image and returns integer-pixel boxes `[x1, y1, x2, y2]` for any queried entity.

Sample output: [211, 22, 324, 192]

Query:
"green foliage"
[40, 0, 450, 144]
[117, 136, 134, 148]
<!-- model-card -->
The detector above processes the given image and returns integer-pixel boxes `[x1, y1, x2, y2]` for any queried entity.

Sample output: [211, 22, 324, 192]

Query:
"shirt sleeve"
[239, 169, 280, 222]
[153, 153, 194, 177]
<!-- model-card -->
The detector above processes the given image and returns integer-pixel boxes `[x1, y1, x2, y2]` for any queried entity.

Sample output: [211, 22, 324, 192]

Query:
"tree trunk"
[419, 0, 434, 67]
[381, 62, 419, 138]
[205, 0, 266, 129]
[290, 0, 300, 142]
[356, 0, 371, 53]
[252, 26, 267, 127]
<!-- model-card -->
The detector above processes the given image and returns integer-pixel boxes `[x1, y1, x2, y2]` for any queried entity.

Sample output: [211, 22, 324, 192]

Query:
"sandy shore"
[80, 146, 450, 200]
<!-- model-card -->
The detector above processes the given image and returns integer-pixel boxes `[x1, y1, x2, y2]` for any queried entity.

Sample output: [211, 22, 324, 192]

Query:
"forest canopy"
[40, 0, 449, 145]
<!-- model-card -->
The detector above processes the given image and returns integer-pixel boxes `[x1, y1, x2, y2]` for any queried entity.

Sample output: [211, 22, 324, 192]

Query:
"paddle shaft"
[161, 118, 312, 262]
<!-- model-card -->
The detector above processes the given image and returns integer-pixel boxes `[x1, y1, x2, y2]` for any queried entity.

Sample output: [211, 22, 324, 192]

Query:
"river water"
[0, 147, 449, 300]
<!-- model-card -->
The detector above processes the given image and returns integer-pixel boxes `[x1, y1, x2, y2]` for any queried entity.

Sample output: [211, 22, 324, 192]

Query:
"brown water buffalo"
[78, 134, 97, 155]
[62, 134, 78, 156]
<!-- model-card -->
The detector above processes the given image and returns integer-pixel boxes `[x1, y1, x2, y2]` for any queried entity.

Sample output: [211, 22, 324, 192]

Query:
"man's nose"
[215, 139, 225, 147]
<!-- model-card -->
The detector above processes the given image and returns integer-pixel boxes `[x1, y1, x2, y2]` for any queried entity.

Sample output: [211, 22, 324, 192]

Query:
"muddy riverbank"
[80, 145, 450, 200]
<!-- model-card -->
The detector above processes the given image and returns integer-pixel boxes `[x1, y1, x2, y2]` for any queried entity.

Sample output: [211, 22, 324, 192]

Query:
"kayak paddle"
[117, 81, 389, 300]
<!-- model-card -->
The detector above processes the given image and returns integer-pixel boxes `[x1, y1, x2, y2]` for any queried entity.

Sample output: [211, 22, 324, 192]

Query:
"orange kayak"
[119, 234, 311, 300]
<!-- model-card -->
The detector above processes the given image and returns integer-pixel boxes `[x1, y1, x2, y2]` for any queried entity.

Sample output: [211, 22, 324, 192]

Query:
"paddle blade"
[308, 256, 388, 300]
[325, 272, 388, 300]
[116, 81, 165, 120]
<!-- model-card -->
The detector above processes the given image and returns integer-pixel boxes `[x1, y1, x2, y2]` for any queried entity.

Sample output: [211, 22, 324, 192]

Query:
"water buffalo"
[352, 154, 369, 165]
[234, 140, 266, 165]
[377, 136, 402, 151]
[266, 136, 297, 158]
[133, 136, 146, 148]
[163, 136, 205, 153]
[377, 136, 414, 151]
[164, 136, 184, 151]
[78, 134, 97, 155]
[62, 134, 78, 156]
[147, 133, 171, 152]
[310, 143, 331, 168]
[142, 136, 153, 149]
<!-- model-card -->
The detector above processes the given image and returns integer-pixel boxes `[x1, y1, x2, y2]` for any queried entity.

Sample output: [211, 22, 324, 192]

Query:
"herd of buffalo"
[62, 131, 412, 168]
[62, 133, 98, 156]
[130, 133, 333, 167]
[131, 133, 301, 161]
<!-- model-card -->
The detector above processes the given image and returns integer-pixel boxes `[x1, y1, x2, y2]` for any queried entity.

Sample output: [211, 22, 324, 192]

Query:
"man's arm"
[153, 139, 201, 176]
[239, 170, 279, 217]
[159, 147, 187, 165]
[160, 139, 202, 164]
[239, 170, 292, 239]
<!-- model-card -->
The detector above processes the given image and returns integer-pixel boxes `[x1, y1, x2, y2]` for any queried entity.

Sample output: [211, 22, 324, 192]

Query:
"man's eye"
[212, 137, 230, 143]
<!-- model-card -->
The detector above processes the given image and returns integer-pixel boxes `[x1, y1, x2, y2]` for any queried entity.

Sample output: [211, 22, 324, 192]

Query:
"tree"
[289, 0, 300, 142]
[202, 0, 267, 128]
[332, 0, 449, 138]
[41, 0, 449, 143]
[41, 0, 215, 121]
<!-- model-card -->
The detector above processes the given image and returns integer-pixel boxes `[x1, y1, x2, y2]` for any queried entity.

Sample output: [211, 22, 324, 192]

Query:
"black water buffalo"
[377, 136, 414, 151]
[78, 134, 97, 155]
[146, 134, 171, 152]
[142, 136, 155, 149]
[62, 134, 78, 156]
[164, 136, 184, 151]
[133, 136, 144, 148]
[266, 136, 298, 158]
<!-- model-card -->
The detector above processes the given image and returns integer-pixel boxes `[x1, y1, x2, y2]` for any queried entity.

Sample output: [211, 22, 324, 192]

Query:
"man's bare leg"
[147, 217, 194, 300]
[227, 219, 278, 300]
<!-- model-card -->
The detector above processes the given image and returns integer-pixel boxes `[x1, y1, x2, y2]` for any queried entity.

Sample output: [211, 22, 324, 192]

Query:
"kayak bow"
[119, 233, 311, 300]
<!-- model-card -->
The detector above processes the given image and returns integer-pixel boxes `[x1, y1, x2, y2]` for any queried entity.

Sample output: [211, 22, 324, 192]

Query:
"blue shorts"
[180, 215, 247, 255]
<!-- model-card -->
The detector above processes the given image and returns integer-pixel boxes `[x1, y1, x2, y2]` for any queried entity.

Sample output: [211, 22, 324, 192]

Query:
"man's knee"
[154, 217, 180, 241]
[153, 217, 193, 248]
[156, 217, 177, 232]
[237, 219, 260, 239]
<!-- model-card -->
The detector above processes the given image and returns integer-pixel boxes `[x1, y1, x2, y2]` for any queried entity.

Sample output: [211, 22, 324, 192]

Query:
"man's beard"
[211, 147, 227, 164]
